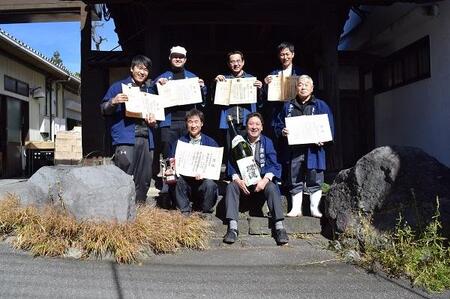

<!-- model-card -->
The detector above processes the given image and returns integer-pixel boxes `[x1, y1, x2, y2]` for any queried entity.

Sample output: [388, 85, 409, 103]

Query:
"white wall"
[345, 3, 450, 166]
[0, 53, 78, 142]
[64, 89, 81, 121]
[0, 53, 46, 141]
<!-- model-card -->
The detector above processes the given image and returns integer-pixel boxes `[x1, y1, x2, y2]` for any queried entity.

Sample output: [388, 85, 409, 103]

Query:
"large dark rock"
[324, 146, 450, 239]
[1, 165, 136, 222]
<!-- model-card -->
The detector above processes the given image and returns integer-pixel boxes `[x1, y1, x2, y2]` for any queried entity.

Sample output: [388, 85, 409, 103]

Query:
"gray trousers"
[175, 175, 218, 213]
[288, 151, 323, 195]
[114, 137, 153, 203]
[225, 180, 284, 222]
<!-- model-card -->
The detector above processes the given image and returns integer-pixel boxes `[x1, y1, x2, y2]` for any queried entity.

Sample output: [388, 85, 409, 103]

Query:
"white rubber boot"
[286, 192, 303, 217]
[310, 190, 323, 218]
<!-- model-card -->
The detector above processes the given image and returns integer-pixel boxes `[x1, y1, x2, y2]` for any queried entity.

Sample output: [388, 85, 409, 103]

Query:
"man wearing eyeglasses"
[214, 51, 263, 164]
[101, 54, 156, 204]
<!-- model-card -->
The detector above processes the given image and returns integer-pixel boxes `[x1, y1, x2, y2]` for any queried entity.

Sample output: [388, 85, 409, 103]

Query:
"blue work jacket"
[264, 66, 305, 126]
[169, 133, 219, 158]
[274, 96, 335, 170]
[217, 71, 258, 129]
[227, 134, 281, 179]
[152, 69, 207, 127]
[101, 76, 155, 149]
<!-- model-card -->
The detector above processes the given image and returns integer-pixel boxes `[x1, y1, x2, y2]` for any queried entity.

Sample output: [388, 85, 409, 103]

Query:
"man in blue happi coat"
[214, 50, 263, 154]
[153, 46, 207, 166]
[101, 54, 156, 203]
[275, 75, 334, 218]
[263, 42, 305, 175]
[167, 108, 219, 215]
[223, 112, 288, 245]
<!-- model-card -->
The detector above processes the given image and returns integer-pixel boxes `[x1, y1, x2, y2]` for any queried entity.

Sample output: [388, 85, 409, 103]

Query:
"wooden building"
[81, 0, 350, 169]
[3, 0, 441, 172]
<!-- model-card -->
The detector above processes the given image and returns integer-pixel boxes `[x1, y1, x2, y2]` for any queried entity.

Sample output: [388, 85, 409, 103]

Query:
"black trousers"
[160, 120, 187, 159]
[175, 175, 218, 213]
[224, 180, 284, 222]
[113, 137, 153, 203]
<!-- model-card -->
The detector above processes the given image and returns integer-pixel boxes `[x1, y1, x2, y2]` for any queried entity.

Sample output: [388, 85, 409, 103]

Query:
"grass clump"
[0, 195, 211, 263]
[331, 199, 450, 293]
[321, 182, 331, 195]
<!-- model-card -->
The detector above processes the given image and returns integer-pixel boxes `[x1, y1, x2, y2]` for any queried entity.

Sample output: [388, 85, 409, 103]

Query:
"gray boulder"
[324, 146, 450, 239]
[1, 165, 136, 222]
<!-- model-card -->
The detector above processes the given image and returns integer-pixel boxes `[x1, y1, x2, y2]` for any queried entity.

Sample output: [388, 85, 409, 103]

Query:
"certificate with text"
[214, 77, 257, 106]
[174, 141, 224, 180]
[157, 77, 203, 108]
[267, 75, 299, 102]
[122, 84, 165, 121]
[285, 114, 333, 145]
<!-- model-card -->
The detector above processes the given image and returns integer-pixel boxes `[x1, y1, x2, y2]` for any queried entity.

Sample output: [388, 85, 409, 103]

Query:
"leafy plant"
[331, 198, 450, 293]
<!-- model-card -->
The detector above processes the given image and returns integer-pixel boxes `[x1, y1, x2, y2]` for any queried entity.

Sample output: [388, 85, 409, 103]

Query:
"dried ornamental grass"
[0, 195, 212, 263]
[15, 206, 79, 257]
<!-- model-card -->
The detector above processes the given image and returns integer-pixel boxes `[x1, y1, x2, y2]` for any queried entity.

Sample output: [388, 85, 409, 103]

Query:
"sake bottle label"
[237, 156, 261, 186]
[231, 135, 246, 149]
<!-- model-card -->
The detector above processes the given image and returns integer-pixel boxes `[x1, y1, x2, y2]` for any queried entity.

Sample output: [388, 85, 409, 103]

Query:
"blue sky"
[0, 20, 119, 73]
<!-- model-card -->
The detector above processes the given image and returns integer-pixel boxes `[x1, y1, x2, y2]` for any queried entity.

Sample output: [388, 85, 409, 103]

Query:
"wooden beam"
[0, 1, 84, 23]
[81, 4, 109, 156]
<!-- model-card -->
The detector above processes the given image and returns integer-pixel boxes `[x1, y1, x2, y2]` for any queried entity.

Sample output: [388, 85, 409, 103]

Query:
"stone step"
[209, 214, 322, 237]
[147, 184, 325, 238]
[248, 216, 322, 235]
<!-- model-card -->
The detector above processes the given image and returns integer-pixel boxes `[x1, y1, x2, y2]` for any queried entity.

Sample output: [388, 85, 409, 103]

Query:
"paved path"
[0, 178, 448, 298]
[0, 235, 444, 299]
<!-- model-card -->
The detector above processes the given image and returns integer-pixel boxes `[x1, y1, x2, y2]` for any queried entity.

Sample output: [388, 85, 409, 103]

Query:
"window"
[3, 75, 29, 97]
[373, 36, 430, 93]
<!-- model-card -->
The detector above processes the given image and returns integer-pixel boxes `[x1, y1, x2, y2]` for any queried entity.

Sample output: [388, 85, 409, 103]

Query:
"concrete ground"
[1, 234, 447, 299]
[1, 178, 449, 298]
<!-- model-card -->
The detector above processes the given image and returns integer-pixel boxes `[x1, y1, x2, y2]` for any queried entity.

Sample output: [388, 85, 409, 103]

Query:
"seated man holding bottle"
[223, 112, 288, 245]
[167, 108, 219, 216]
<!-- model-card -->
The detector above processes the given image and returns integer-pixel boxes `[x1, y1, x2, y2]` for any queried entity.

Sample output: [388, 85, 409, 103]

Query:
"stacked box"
[54, 127, 82, 165]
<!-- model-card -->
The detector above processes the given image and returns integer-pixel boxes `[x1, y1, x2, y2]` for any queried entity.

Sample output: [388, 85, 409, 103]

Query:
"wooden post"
[319, 5, 346, 171]
[80, 5, 110, 157]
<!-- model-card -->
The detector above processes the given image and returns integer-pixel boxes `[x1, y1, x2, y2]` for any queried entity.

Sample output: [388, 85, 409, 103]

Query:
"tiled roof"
[0, 27, 80, 81]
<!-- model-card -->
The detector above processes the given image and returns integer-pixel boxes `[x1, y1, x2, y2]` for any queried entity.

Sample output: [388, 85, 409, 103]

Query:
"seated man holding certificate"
[100, 54, 156, 203]
[223, 112, 288, 245]
[274, 75, 334, 218]
[168, 109, 219, 216]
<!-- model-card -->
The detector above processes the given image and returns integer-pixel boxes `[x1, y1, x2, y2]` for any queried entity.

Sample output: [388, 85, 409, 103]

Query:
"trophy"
[160, 158, 177, 185]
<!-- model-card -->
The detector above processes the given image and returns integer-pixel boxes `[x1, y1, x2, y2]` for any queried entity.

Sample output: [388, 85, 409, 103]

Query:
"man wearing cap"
[153, 46, 207, 169]
[101, 54, 156, 203]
